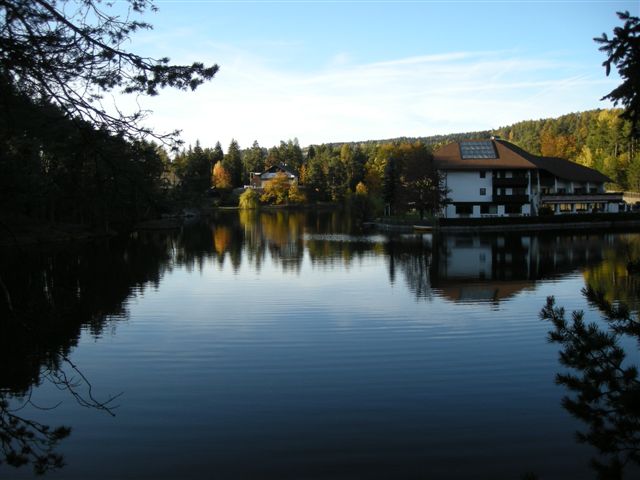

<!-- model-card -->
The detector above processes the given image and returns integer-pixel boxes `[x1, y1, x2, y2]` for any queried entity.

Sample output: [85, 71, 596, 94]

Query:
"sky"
[116, 0, 639, 150]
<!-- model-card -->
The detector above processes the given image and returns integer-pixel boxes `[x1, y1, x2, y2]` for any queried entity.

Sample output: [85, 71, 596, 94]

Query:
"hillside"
[337, 109, 638, 190]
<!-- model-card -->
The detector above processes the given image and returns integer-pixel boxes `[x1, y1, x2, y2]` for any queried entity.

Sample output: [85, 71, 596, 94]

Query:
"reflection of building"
[434, 139, 622, 218]
[431, 233, 608, 303]
[250, 164, 298, 189]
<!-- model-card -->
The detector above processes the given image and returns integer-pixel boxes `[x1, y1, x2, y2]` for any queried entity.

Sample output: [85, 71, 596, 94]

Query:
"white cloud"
[131, 47, 618, 149]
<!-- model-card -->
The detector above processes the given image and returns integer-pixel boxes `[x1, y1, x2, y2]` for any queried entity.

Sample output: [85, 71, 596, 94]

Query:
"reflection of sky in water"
[3, 213, 640, 479]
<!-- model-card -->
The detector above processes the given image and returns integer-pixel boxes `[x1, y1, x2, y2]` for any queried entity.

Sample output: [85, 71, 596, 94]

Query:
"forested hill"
[326, 130, 492, 149]
[493, 109, 638, 190]
[337, 109, 639, 191]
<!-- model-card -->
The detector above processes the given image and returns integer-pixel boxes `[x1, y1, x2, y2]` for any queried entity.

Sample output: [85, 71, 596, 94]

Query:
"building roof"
[433, 139, 536, 170]
[526, 155, 611, 183]
[257, 163, 297, 179]
[434, 138, 612, 183]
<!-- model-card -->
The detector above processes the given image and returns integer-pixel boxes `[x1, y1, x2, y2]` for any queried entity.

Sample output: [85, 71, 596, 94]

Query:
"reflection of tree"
[583, 234, 640, 311]
[1, 395, 70, 474]
[0, 233, 173, 475]
[385, 236, 433, 299]
[1, 352, 121, 475]
[541, 288, 640, 479]
[238, 210, 305, 273]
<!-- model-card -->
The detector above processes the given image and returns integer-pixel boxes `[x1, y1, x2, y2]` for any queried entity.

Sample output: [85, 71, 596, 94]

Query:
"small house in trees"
[433, 138, 622, 218]
[250, 164, 298, 189]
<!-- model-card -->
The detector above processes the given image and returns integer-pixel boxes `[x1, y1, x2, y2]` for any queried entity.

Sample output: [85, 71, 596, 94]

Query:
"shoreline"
[371, 212, 640, 233]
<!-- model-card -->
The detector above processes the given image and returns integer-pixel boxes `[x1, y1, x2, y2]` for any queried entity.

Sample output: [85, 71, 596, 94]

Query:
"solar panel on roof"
[459, 141, 497, 159]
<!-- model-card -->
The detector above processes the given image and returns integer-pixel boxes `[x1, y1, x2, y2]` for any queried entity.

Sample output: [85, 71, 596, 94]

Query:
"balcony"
[493, 194, 530, 203]
[492, 177, 528, 187]
[540, 192, 623, 203]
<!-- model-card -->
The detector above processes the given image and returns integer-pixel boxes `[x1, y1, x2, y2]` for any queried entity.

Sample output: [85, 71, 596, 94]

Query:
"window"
[480, 188, 486, 196]
[560, 203, 572, 212]
[455, 204, 473, 215]
[481, 204, 497, 214]
[505, 204, 521, 215]
[480, 171, 486, 178]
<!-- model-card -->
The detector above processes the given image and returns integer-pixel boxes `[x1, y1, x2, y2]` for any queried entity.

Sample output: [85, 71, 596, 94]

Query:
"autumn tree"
[212, 161, 231, 190]
[260, 172, 291, 205]
[238, 188, 259, 209]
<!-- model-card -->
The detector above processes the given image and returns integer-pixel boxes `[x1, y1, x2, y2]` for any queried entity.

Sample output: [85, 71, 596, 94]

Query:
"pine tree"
[222, 139, 243, 188]
[595, 11, 640, 137]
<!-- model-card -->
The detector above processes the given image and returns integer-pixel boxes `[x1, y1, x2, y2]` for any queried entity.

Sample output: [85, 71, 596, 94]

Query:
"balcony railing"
[493, 194, 530, 203]
[492, 177, 528, 187]
[540, 192, 623, 203]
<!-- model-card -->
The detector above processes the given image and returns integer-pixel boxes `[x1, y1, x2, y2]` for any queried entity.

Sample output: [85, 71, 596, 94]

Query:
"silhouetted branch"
[541, 294, 640, 479]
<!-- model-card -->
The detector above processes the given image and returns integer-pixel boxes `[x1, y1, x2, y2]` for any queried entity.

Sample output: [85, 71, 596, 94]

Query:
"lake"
[1, 210, 639, 479]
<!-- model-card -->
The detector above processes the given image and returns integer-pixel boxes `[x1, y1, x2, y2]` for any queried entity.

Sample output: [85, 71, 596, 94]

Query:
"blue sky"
[119, 0, 639, 149]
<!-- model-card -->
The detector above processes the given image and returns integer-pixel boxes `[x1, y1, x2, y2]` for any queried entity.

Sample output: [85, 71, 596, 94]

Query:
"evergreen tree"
[595, 11, 640, 137]
[0, 0, 217, 141]
[541, 289, 640, 479]
[382, 156, 398, 213]
[222, 139, 243, 188]
[243, 140, 266, 182]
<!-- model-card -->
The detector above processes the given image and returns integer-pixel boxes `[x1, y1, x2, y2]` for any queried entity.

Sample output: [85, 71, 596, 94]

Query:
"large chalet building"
[433, 138, 623, 218]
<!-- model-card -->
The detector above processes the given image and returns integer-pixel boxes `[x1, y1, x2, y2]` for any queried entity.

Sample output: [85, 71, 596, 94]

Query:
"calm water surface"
[1, 211, 639, 479]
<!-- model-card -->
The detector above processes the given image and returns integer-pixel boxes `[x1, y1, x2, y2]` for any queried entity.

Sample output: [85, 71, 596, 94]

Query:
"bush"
[238, 188, 260, 209]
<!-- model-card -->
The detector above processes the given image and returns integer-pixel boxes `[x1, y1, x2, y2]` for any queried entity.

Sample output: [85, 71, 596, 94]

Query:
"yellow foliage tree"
[287, 183, 307, 204]
[260, 172, 290, 205]
[212, 161, 231, 190]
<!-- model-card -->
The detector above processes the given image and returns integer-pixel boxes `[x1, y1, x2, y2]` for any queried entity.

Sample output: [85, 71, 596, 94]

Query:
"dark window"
[505, 204, 521, 214]
[480, 171, 486, 178]
[455, 204, 473, 215]
[481, 204, 497, 214]
[480, 188, 486, 196]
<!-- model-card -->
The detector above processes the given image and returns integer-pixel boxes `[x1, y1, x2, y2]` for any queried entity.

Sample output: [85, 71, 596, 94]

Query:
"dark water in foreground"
[1, 211, 639, 479]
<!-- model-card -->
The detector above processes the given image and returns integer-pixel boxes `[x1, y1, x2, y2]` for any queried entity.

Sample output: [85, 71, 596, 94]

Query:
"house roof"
[257, 163, 297, 178]
[434, 139, 612, 183]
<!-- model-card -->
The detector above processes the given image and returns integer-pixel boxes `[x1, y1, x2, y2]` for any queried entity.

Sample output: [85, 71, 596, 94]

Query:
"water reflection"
[582, 233, 640, 312]
[431, 233, 608, 304]
[2, 210, 640, 476]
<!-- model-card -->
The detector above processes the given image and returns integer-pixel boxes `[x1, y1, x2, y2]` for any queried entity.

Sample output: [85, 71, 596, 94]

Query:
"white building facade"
[434, 139, 622, 219]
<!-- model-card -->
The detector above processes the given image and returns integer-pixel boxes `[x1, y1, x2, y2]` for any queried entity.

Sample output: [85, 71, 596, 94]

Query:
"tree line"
[492, 109, 639, 191]
[168, 137, 448, 217]
[167, 106, 639, 217]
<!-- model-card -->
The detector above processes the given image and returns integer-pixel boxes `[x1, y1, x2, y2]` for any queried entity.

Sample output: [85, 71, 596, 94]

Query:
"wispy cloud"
[134, 47, 617, 149]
